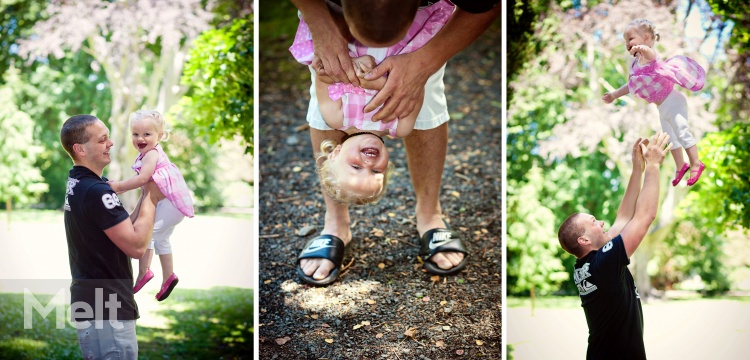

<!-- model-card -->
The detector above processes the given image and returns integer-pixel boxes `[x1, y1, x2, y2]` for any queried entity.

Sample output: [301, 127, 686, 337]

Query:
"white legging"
[149, 199, 185, 255]
[656, 89, 696, 150]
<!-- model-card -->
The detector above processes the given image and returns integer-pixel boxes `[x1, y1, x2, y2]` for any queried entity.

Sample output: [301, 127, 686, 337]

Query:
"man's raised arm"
[609, 138, 646, 236]
[620, 132, 672, 258]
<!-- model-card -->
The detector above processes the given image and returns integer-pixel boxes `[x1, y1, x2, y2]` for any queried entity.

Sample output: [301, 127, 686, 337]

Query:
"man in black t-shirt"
[293, 0, 501, 285]
[558, 132, 673, 360]
[61, 114, 162, 359]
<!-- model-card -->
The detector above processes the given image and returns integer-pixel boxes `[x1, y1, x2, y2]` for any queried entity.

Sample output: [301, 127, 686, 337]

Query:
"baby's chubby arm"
[603, 83, 630, 104]
[108, 150, 159, 193]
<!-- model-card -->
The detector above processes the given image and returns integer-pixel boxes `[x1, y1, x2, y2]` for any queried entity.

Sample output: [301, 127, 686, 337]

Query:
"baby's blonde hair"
[129, 110, 171, 141]
[628, 19, 660, 42]
[317, 138, 395, 205]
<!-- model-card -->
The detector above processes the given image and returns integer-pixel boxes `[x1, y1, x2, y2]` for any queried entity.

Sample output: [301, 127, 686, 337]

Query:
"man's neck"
[73, 161, 104, 178]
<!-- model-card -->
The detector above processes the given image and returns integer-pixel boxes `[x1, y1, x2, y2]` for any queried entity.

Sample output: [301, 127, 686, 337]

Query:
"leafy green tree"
[18, 0, 213, 206]
[0, 67, 47, 222]
[176, 17, 253, 155]
[507, 166, 568, 311]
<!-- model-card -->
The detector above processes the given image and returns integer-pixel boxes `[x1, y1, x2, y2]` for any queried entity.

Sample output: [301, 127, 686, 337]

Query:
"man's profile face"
[80, 120, 113, 170]
[579, 214, 608, 250]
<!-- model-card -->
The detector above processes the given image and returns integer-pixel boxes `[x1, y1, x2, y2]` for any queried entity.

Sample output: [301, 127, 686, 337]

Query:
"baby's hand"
[630, 45, 655, 64]
[602, 92, 615, 104]
[107, 180, 120, 193]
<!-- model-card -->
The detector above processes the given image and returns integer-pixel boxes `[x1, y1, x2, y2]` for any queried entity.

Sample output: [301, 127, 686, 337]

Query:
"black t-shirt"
[64, 166, 137, 321]
[574, 235, 646, 360]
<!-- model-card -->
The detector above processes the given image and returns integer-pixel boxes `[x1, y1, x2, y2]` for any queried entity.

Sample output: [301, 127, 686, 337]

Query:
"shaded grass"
[0, 287, 253, 359]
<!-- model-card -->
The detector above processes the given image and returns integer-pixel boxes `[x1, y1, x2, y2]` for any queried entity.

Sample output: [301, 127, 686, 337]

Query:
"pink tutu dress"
[289, 0, 455, 137]
[132, 144, 194, 218]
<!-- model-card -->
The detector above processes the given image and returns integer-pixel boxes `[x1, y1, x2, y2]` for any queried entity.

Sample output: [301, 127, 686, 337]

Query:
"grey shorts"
[76, 320, 137, 360]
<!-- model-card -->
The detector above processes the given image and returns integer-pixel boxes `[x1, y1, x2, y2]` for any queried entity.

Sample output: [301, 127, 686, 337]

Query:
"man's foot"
[298, 218, 352, 283]
[417, 215, 466, 273]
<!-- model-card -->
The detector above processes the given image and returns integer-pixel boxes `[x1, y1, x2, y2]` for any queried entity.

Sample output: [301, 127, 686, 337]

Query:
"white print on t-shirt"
[575, 262, 598, 295]
[602, 240, 613, 252]
[64, 177, 79, 211]
[101, 193, 122, 210]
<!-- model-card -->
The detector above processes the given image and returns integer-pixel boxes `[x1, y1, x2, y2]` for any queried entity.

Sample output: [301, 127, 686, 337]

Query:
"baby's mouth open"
[138, 143, 147, 149]
[362, 147, 380, 157]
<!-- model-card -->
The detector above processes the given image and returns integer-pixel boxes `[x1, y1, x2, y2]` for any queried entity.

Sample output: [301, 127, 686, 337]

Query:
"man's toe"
[312, 260, 335, 280]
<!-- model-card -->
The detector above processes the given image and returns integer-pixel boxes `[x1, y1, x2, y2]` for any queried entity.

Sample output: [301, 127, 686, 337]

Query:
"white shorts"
[306, 65, 450, 131]
[656, 89, 696, 150]
[149, 199, 185, 255]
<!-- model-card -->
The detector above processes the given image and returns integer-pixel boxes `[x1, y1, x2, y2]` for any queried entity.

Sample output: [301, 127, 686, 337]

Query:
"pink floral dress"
[132, 144, 194, 218]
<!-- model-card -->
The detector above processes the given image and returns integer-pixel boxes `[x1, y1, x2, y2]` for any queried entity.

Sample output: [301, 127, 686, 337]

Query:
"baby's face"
[130, 118, 161, 154]
[623, 26, 653, 52]
[329, 134, 390, 199]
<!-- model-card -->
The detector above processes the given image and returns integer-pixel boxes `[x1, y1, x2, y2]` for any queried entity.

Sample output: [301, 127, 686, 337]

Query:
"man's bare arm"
[609, 138, 646, 236]
[620, 132, 672, 258]
[363, 6, 501, 121]
[104, 181, 164, 258]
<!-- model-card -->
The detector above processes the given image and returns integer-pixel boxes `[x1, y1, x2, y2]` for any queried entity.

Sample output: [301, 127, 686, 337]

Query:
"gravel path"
[258, 17, 503, 359]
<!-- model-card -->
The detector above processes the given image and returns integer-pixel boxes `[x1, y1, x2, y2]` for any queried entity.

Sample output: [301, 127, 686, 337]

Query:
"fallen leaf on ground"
[430, 275, 440, 283]
[476, 340, 484, 345]
[404, 327, 417, 338]
[362, 321, 371, 326]
[322, 323, 330, 327]
[456, 349, 464, 355]
[310, 314, 318, 319]
[378, 262, 385, 269]
[371, 227, 385, 237]
[325, 338, 334, 344]
[366, 299, 376, 304]
[440, 300, 447, 305]
[275, 336, 290, 345]
[353, 324, 364, 330]
[442, 326, 451, 331]
[376, 333, 383, 339]
[422, 296, 430, 302]
[435, 340, 445, 348]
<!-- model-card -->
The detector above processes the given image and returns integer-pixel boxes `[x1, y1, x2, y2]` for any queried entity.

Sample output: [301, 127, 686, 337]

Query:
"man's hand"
[640, 131, 672, 166]
[632, 138, 646, 172]
[363, 52, 432, 122]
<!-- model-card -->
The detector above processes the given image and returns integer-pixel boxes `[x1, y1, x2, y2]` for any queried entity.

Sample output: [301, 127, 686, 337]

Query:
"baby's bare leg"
[315, 74, 345, 129]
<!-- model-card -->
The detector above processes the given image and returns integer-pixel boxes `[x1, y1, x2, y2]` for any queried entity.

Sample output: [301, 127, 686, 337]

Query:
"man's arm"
[363, 6, 501, 121]
[620, 132, 672, 258]
[608, 138, 645, 236]
[292, 0, 359, 86]
[104, 181, 163, 258]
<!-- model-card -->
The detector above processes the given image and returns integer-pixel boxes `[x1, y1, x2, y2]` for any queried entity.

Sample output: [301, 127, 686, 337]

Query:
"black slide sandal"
[297, 235, 347, 286]
[419, 228, 468, 276]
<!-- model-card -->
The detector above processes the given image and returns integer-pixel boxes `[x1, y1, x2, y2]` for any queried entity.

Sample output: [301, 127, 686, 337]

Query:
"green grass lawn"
[0, 287, 253, 359]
